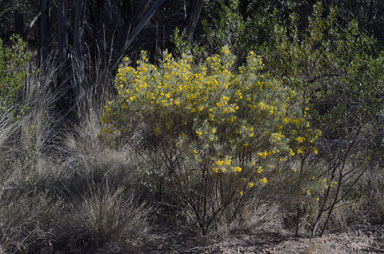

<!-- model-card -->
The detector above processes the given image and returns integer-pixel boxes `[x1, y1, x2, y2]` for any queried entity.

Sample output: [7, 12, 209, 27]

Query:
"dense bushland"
[0, 2, 384, 253]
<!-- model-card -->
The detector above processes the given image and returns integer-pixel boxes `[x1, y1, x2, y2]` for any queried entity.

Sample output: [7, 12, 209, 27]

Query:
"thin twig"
[359, 244, 384, 253]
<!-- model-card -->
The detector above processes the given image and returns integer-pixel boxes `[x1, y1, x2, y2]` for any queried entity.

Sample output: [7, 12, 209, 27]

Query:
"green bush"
[101, 47, 320, 234]
[266, 2, 384, 236]
[0, 35, 30, 119]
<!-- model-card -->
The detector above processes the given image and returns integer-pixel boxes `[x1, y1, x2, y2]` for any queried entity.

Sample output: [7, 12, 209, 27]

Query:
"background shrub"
[0, 35, 30, 119]
[264, 2, 384, 236]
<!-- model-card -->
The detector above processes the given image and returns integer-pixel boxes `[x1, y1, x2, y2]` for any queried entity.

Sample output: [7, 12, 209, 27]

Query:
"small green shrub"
[0, 35, 30, 119]
[101, 47, 320, 234]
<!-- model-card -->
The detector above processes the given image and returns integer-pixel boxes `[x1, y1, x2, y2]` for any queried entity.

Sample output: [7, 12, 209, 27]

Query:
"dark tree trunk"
[14, 10, 24, 39]
[113, 0, 166, 70]
[58, 0, 68, 62]
[186, 0, 204, 41]
[40, 0, 48, 71]
[56, 0, 72, 126]
[73, 0, 85, 111]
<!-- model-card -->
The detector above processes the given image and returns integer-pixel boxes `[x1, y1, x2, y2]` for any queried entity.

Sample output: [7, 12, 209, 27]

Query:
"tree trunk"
[58, 0, 68, 62]
[74, 0, 85, 108]
[113, 0, 166, 70]
[14, 10, 24, 39]
[40, 0, 48, 71]
[186, 0, 204, 41]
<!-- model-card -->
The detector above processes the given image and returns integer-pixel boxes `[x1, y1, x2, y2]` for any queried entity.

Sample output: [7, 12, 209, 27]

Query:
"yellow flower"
[240, 191, 243, 196]
[257, 166, 263, 174]
[212, 128, 217, 134]
[232, 166, 242, 173]
[216, 160, 224, 166]
[294, 136, 305, 143]
[306, 189, 311, 196]
[154, 127, 161, 135]
[258, 151, 268, 159]
[196, 130, 203, 136]
[289, 148, 295, 156]
[260, 177, 268, 184]
[313, 147, 318, 154]
[297, 146, 305, 154]
[224, 159, 232, 165]
[221, 46, 230, 55]
[248, 182, 254, 188]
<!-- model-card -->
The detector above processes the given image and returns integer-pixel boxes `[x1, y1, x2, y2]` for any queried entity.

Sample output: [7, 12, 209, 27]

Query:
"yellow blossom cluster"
[101, 46, 321, 197]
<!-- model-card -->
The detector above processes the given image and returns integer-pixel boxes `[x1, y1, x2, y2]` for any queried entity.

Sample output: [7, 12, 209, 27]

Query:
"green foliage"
[0, 35, 30, 119]
[201, 0, 314, 60]
[170, 27, 206, 61]
[101, 47, 320, 234]
[202, 0, 246, 54]
[269, 3, 384, 122]
[265, 2, 384, 236]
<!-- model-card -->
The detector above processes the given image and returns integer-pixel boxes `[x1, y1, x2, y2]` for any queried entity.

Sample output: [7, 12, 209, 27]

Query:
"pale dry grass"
[0, 61, 154, 253]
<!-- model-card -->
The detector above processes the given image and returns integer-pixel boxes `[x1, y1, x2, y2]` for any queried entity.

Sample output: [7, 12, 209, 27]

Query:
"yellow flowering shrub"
[101, 47, 320, 234]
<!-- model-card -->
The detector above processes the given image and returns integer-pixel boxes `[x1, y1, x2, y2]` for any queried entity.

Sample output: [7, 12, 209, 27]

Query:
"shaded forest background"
[1, 0, 384, 149]
[1, 0, 384, 131]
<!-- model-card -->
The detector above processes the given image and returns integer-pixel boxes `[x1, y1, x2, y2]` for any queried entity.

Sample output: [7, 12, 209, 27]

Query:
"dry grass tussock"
[0, 67, 153, 253]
